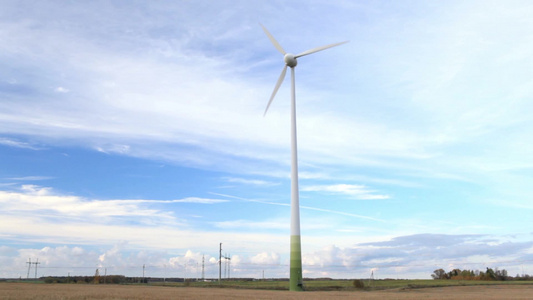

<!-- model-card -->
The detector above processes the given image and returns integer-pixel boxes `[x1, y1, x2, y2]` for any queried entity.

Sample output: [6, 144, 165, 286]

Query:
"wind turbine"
[261, 24, 347, 291]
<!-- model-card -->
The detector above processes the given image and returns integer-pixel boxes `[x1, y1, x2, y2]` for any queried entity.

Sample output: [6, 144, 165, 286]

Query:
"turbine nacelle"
[260, 23, 348, 117]
[284, 53, 297, 68]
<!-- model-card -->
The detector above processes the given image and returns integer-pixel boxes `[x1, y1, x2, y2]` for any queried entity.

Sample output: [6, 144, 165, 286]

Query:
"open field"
[2, 282, 533, 299]
[175, 278, 533, 290]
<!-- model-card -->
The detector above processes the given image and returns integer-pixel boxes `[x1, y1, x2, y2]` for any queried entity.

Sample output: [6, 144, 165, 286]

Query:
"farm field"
[2, 281, 533, 300]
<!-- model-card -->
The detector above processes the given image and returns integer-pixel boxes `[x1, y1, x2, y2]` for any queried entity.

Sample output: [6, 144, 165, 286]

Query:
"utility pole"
[26, 258, 31, 279]
[201, 255, 205, 281]
[33, 258, 40, 279]
[142, 264, 145, 283]
[219, 243, 222, 283]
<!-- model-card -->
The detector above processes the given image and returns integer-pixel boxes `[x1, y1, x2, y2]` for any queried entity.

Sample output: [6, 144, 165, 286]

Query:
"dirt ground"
[1, 282, 533, 299]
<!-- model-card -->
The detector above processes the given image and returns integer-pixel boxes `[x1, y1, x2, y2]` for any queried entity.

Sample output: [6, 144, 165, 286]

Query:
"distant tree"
[484, 268, 496, 280]
[107, 275, 125, 284]
[455, 269, 476, 280]
[431, 269, 448, 280]
[448, 269, 461, 278]
[93, 269, 100, 284]
[431, 267, 516, 281]
[495, 269, 508, 281]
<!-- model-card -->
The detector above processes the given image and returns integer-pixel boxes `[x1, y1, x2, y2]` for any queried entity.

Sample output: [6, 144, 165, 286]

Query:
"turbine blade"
[260, 23, 286, 55]
[264, 65, 287, 116]
[295, 41, 348, 58]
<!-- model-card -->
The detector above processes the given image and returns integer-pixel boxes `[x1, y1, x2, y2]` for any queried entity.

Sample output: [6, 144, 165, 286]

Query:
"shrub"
[44, 277, 55, 284]
[352, 279, 365, 289]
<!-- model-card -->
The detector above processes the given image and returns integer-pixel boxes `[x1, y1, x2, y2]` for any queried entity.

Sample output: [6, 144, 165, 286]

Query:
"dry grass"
[2, 282, 533, 299]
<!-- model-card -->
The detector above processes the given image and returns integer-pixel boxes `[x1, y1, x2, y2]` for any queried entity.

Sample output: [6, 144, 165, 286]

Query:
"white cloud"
[0, 185, 228, 228]
[55, 87, 69, 93]
[1, 233, 532, 279]
[0, 0, 531, 182]
[250, 252, 280, 265]
[169, 250, 208, 268]
[0, 185, 171, 220]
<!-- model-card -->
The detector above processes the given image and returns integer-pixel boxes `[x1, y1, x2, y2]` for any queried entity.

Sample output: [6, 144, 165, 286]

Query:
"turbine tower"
[261, 24, 347, 291]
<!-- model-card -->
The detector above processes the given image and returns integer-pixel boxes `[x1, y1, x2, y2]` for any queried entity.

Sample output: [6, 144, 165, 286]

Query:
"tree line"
[432, 267, 531, 281]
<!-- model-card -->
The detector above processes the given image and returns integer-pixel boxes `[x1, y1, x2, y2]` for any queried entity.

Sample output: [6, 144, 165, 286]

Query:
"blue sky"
[1, 0, 533, 279]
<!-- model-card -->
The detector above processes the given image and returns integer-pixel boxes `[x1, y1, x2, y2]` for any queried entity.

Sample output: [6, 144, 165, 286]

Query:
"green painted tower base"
[290, 235, 303, 291]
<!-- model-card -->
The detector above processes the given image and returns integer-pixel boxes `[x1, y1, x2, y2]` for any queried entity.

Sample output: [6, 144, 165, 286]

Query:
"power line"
[35, 258, 533, 271]
[27, 257, 533, 279]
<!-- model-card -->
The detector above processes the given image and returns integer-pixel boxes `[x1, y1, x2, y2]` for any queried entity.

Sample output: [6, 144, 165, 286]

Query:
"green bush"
[352, 279, 365, 289]
[44, 277, 55, 284]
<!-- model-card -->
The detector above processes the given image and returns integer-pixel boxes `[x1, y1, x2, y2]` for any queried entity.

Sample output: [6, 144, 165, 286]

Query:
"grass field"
[2, 281, 533, 299]
[152, 278, 533, 291]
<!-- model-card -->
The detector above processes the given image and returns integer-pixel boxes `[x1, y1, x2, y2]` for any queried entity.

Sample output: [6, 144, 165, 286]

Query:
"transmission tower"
[222, 253, 231, 279]
[32, 258, 40, 279]
[94, 269, 100, 284]
[219, 243, 222, 283]
[26, 258, 31, 279]
[201, 255, 205, 281]
[228, 254, 231, 279]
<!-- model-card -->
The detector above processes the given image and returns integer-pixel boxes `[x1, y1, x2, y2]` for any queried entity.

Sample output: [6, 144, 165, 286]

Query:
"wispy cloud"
[0, 185, 226, 224]
[94, 144, 131, 155]
[302, 184, 390, 200]
[300, 205, 385, 222]
[0, 138, 40, 150]
[222, 177, 279, 186]
[214, 219, 288, 230]
[6, 176, 53, 181]
[119, 197, 229, 205]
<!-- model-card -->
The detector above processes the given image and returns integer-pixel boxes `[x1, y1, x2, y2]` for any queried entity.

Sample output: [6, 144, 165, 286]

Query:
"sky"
[1, 0, 533, 280]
